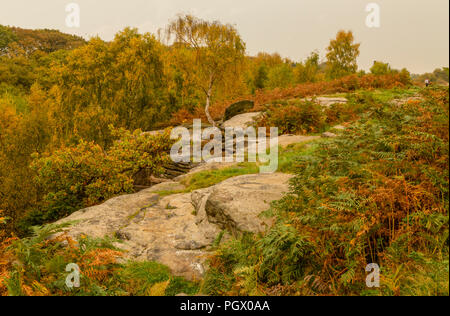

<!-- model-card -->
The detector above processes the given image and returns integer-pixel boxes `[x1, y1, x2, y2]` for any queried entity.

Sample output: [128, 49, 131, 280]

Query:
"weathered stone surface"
[222, 112, 261, 129]
[144, 181, 186, 193]
[174, 134, 320, 182]
[174, 162, 239, 182]
[133, 161, 198, 187]
[192, 173, 293, 235]
[390, 96, 423, 107]
[223, 100, 255, 121]
[56, 190, 209, 280]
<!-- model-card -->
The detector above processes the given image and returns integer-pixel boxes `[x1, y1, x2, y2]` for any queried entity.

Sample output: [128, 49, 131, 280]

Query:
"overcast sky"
[1, 0, 448, 73]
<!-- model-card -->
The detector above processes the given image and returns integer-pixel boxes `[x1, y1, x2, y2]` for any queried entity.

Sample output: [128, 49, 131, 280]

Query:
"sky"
[0, 0, 448, 73]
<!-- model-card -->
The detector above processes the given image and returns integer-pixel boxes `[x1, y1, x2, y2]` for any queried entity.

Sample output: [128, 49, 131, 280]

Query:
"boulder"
[192, 173, 293, 235]
[223, 100, 255, 121]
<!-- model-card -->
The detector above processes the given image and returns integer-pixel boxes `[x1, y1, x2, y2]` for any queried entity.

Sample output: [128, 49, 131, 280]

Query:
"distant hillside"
[0, 25, 86, 55]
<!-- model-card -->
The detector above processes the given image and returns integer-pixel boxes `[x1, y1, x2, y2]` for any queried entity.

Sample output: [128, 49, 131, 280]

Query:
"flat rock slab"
[277, 135, 320, 148]
[56, 189, 208, 281]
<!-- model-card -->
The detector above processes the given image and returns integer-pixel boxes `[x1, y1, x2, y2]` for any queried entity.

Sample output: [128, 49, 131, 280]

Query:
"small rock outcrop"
[133, 161, 199, 189]
[304, 96, 348, 108]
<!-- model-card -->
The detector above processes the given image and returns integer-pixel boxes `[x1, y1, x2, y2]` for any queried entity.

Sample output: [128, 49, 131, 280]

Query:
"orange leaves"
[78, 248, 123, 282]
[171, 73, 408, 127]
[0, 230, 124, 296]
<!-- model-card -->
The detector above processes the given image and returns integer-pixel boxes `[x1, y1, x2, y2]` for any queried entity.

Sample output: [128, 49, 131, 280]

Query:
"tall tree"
[370, 60, 393, 75]
[326, 30, 360, 79]
[294, 51, 320, 83]
[51, 28, 168, 145]
[166, 15, 246, 126]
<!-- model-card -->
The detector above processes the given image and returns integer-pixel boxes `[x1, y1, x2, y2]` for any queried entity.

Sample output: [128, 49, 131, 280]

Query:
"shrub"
[24, 127, 173, 229]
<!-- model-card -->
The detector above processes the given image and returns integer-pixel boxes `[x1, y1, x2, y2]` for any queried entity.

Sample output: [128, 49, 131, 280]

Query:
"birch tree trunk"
[204, 80, 215, 127]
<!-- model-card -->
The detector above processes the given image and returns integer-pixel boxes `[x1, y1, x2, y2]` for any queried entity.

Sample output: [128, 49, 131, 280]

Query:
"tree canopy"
[165, 14, 246, 126]
[326, 30, 360, 79]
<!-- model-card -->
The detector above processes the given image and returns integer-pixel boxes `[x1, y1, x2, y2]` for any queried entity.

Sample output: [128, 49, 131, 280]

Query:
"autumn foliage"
[0, 18, 447, 297]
